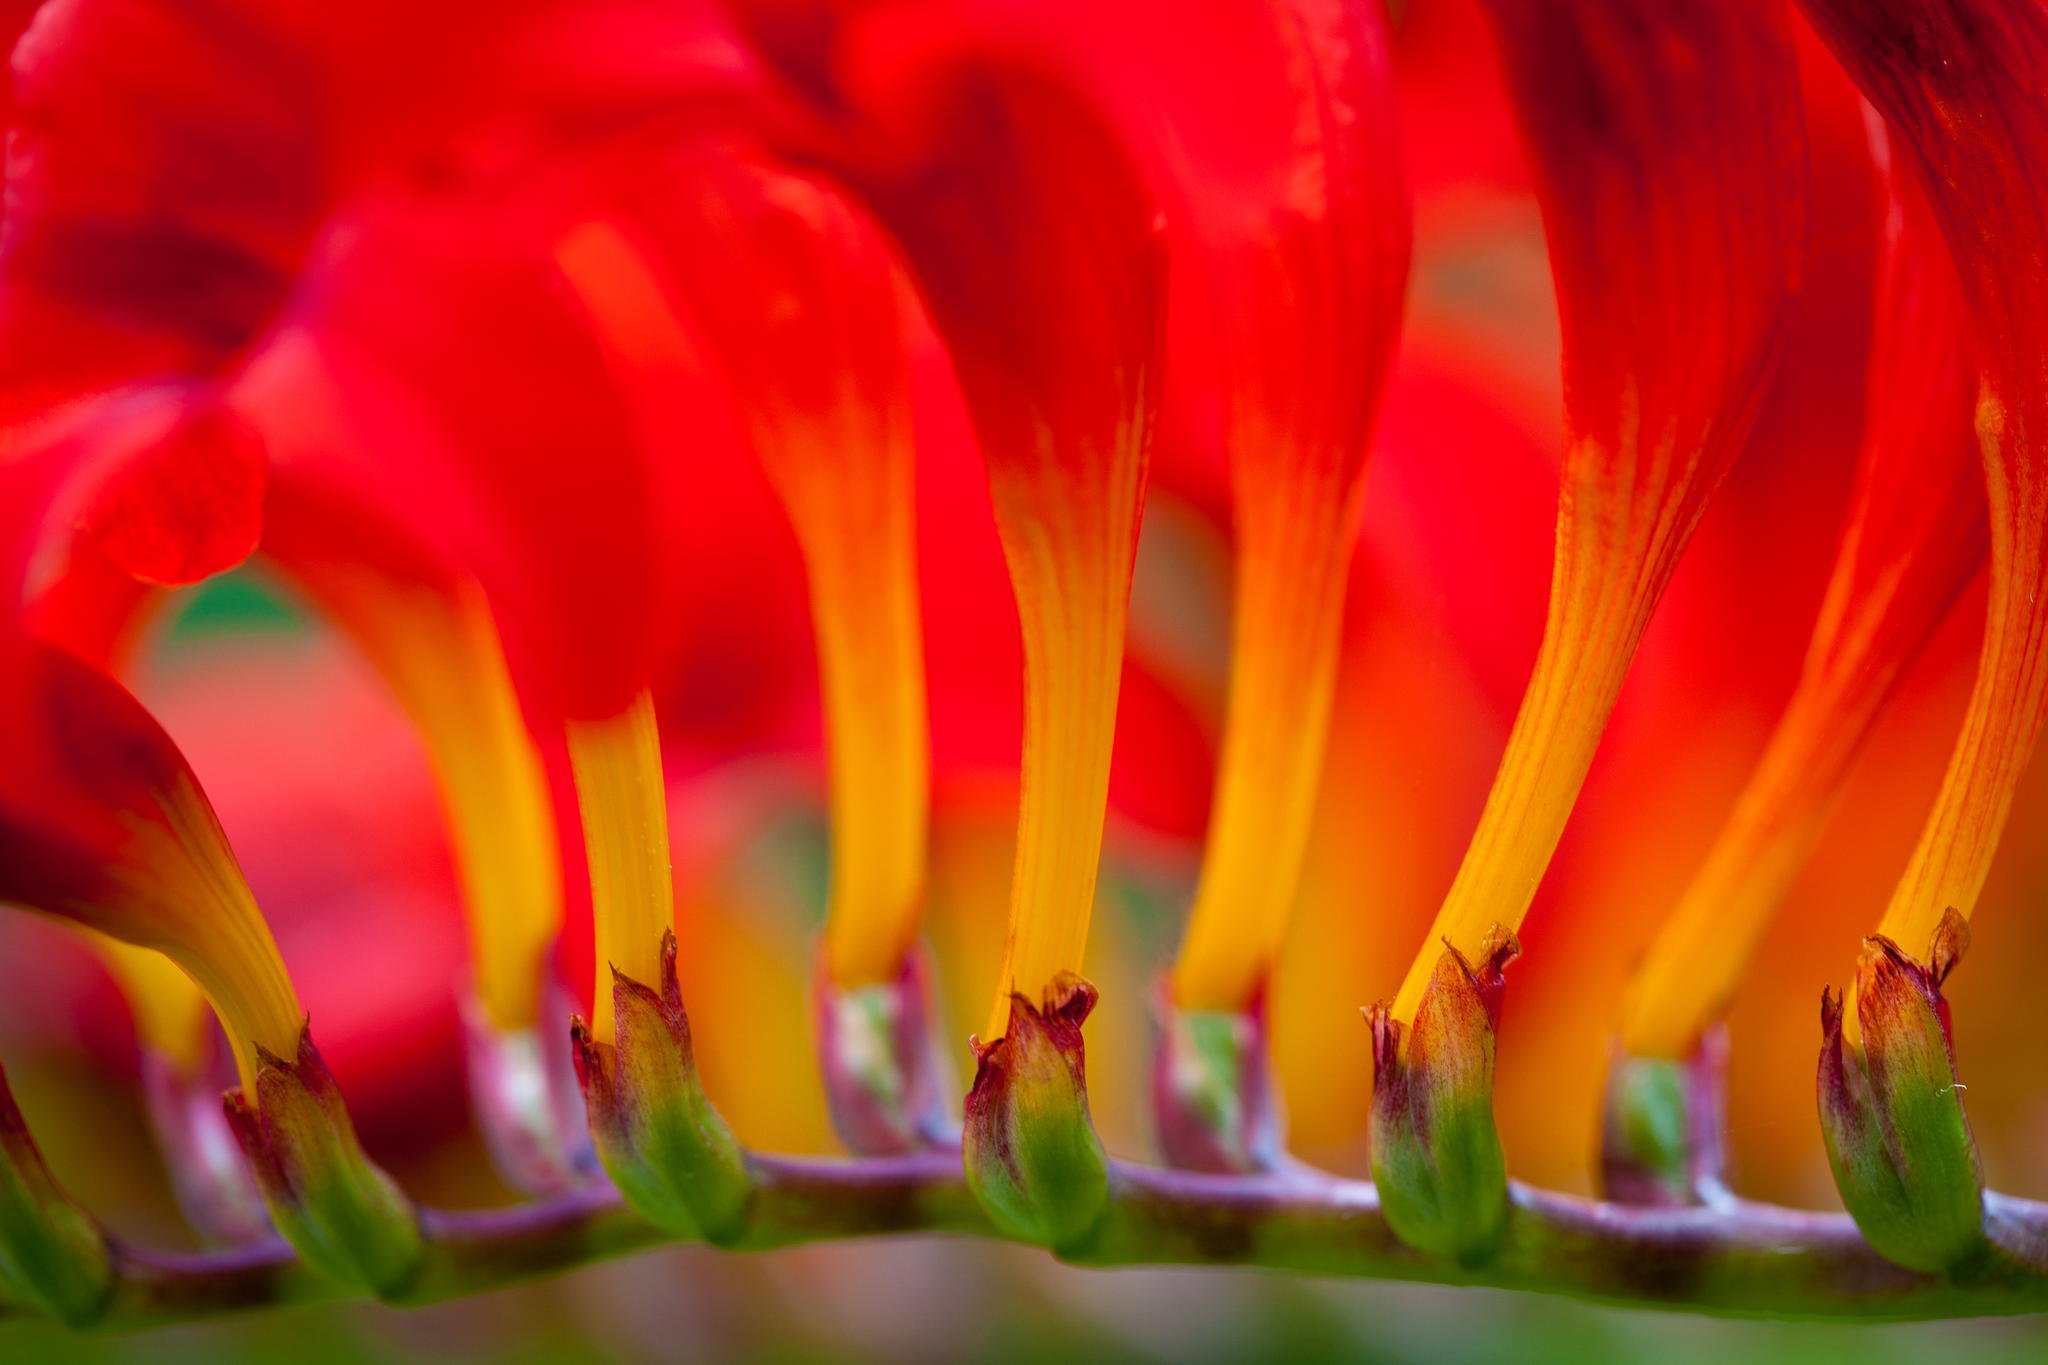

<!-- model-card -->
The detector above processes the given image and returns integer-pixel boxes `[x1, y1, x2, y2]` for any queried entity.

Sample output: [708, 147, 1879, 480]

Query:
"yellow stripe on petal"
[566, 689, 675, 1045]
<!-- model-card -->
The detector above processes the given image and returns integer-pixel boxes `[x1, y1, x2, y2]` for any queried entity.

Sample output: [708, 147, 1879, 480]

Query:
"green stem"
[30, 1156, 2048, 1329]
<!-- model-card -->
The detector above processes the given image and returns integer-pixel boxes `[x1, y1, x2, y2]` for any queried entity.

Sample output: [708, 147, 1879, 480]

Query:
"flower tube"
[0, 617, 417, 1295]
[1796, 0, 2048, 980]
[1159, 0, 1408, 1020]
[734, 2, 1164, 1243]
[1128, 0, 1408, 1172]
[235, 361, 581, 1190]
[604, 147, 941, 1150]
[823, 32, 1164, 1048]
[1606, 131, 1983, 1204]
[1367, 0, 1803, 1261]
[1796, 0, 2048, 1273]
[1607, 132, 1985, 1202]
[1383, 1, 1805, 1021]
[270, 192, 754, 1233]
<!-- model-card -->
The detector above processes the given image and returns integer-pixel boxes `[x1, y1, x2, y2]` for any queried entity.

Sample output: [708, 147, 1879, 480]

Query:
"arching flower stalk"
[1149, 0, 1410, 1176]
[1796, 0, 2048, 1274]
[611, 149, 944, 1154]
[1367, 0, 1804, 1263]
[1607, 132, 1985, 1208]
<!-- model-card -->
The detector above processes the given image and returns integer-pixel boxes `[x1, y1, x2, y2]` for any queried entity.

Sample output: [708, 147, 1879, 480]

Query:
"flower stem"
[42, 1152, 2048, 1327]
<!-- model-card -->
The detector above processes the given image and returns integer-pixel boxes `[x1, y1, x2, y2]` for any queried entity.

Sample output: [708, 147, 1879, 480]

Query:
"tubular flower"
[1796, 0, 2048, 976]
[1615, 136, 1985, 1074]
[818, 36, 1165, 1046]
[248, 423, 578, 1189]
[255, 448, 565, 1044]
[631, 154, 928, 997]
[0, 632, 301, 1094]
[1164, 0, 1409, 1023]
[592, 149, 950, 1149]
[1385, 0, 1805, 1028]
[0, 635, 418, 1296]
[737, 0, 1168, 1039]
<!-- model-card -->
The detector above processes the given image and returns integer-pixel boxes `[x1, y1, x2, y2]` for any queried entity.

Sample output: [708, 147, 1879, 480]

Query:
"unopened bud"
[222, 1027, 423, 1298]
[1818, 909, 1984, 1275]
[1600, 1025, 1730, 1207]
[1151, 986, 1278, 1174]
[1365, 927, 1518, 1267]
[815, 949, 952, 1155]
[963, 974, 1109, 1254]
[571, 931, 750, 1244]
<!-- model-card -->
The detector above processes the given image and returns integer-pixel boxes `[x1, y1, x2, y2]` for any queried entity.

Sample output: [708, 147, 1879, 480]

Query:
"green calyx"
[223, 1029, 423, 1299]
[572, 931, 750, 1244]
[964, 974, 1110, 1255]
[1366, 929, 1519, 1267]
[1818, 911, 1985, 1276]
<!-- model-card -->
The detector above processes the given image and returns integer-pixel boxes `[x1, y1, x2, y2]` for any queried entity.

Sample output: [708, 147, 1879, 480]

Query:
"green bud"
[572, 931, 750, 1244]
[1599, 1026, 1729, 1206]
[1151, 990, 1277, 1174]
[222, 1027, 424, 1299]
[1365, 927, 1518, 1267]
[1817, 909, 1985, 1275]
[963, 974, 1109, 1254]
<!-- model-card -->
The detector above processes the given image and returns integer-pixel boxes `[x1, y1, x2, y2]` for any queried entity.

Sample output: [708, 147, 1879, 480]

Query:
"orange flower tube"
[627, 151, 929, 992]
[795, 23, 1168, 1039]
[1798, 0, 2048, 965]
[1620, 140, 1985, 1062]
[1167, 0, 1410, 1017]
[1386, 0, 1805, 1027]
